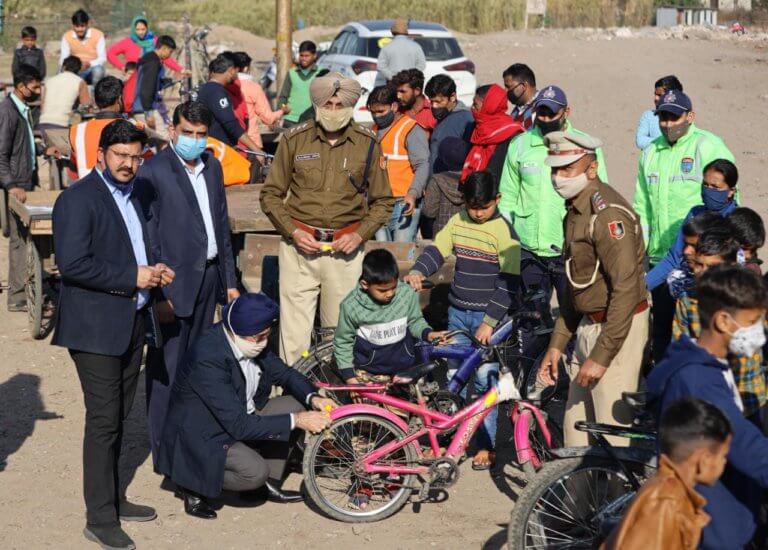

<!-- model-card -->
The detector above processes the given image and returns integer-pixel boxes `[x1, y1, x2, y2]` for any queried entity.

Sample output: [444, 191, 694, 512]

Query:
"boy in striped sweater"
[405, 171, 522, 469]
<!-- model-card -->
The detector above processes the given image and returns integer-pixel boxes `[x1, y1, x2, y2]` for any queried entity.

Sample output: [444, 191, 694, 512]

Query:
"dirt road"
[1, 28, 767, 550]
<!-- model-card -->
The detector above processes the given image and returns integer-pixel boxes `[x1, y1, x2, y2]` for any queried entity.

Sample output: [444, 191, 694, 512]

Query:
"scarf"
[130, 16, 156, 56]
[460, 84, 523, 183]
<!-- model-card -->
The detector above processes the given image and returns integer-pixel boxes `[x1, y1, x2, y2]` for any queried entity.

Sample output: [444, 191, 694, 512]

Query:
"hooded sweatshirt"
[333, 281, 432, 380]
[647, 334, 768, 550]
[429, 101, 474, 174]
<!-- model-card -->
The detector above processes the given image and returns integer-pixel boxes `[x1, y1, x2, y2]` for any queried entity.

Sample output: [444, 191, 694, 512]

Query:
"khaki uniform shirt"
[260, 120, 394, 241]
[549, 180, 647, 366]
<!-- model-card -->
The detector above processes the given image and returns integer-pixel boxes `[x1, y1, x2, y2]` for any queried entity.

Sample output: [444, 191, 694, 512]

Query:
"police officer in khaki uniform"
[536, 131, 649, 446]
[260, 72, 394, 364]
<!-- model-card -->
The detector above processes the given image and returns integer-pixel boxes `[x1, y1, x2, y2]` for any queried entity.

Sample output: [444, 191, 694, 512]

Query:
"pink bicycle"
[302, 361, 543, 522]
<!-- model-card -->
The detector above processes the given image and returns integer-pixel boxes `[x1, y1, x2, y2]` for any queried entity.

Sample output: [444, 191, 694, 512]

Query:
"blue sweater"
[645, 201, 737, 290]
[647, 335, 768, 550]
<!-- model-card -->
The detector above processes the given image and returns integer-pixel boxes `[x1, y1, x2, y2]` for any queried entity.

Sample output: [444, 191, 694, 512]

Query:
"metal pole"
[275, 0, 292, 103]
[183, 13, 193, 98]
[0, 0, 5, 36]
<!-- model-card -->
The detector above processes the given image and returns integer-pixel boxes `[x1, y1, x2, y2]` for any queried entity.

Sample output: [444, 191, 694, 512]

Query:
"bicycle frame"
[320, 383, 502, 477]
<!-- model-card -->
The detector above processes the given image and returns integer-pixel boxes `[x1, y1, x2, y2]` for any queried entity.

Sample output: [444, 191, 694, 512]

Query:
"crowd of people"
[2, 11, 768, 550]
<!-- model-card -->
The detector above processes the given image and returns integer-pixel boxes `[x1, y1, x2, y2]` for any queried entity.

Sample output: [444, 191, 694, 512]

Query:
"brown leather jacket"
[600, 455, 710, 550]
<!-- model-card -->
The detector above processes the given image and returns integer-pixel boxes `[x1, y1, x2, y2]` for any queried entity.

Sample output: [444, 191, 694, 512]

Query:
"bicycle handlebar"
[236, 147, 275, 159]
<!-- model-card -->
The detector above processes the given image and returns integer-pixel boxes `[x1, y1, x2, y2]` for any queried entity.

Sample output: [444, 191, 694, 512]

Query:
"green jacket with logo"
[498, 123, 609, 258]
[633, 125, 734, 263]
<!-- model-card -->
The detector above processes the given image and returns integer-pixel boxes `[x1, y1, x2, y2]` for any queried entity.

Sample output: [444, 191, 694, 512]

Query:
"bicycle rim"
[305, 415, 416, 520]
[523, 465, 636, 549]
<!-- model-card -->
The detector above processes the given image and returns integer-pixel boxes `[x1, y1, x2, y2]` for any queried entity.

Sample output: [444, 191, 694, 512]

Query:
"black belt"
[205, 256, 219, 268]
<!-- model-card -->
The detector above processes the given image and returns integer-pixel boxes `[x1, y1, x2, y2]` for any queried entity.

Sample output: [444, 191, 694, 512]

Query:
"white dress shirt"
[172, 146, 219, 260]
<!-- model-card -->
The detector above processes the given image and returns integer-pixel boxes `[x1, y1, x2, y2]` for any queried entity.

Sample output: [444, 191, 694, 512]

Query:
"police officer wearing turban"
[260, 72, 394, 364]
[156, 293, 336, 519]
[535, 131, 649, 448]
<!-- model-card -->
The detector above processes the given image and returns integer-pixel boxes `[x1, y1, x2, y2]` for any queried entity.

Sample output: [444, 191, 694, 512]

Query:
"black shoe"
[83, 525, 136, 550]
[180, 489, 217, 519]
[264, 481, 304, 503]
[118, 499, 157, 522]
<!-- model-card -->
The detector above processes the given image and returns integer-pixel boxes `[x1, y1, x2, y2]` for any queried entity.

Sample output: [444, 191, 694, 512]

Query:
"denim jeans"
[79, 65, 105, 86]
[447, 306, 499, 451]
[375, 198, 421, 243]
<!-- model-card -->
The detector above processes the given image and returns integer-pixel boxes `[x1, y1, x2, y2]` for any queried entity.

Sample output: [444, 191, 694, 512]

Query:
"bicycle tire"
[303, 414, 418, 523]
[508, 456, 653, 550]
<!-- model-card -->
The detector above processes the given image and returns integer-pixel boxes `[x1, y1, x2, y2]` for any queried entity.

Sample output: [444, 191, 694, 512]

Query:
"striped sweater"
[411, 210, 522, 326]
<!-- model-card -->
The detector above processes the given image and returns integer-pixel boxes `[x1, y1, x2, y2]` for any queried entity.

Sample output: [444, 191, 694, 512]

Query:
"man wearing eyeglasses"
[135, 100, 240, 467]
[52, 119, 175, 550]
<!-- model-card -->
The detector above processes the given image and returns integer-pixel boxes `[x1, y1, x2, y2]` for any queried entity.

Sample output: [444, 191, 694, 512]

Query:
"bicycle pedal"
[417, 482, 431, 501]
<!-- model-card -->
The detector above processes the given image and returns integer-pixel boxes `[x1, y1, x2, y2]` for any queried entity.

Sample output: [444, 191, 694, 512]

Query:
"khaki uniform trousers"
[278, 239, 363, 365]
[563, 307, 649, 447]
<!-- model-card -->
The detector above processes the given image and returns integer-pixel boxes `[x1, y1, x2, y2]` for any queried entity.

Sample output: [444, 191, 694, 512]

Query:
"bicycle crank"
[428, 457, 459, 489]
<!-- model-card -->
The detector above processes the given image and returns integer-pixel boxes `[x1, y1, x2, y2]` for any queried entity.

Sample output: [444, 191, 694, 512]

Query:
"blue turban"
[222, 293, 279, 336]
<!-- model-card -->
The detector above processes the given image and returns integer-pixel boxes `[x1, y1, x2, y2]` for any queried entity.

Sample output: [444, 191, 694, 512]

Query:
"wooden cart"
[8, 190, 60, 339]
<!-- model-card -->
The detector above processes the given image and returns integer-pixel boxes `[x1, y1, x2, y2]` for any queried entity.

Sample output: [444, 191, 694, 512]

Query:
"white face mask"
[316, 107, 354, 132]
[727, 316, 766, 357]
[551, 171, 589, 200]
[233, 334, 268, 359]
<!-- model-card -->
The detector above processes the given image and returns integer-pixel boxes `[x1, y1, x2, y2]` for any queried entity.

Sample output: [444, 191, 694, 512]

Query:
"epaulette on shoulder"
[284, 121, 313, 139]
[352, 122, 377, 140]
[591, 191, 608, 213]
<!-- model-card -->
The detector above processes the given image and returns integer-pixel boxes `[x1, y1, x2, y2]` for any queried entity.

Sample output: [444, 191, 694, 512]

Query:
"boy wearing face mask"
[499, 85, 609, 321]
[536, 131, 647, 448]
[368, 85, 429, 242]
[672, 227, 767, 421]
[424, 74, 474, 176]
[648, 265, 768, 550]
[634, 91, 734, 362]
[647, 159, 739, 293]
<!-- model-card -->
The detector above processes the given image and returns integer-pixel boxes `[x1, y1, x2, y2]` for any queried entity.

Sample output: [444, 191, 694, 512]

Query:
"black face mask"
[536, 116, 565, 136]
[507, 84, 525, 106]
[372, 111, 396, 129]
[22, 85, 40, 104]
[431, 107, 449, 121]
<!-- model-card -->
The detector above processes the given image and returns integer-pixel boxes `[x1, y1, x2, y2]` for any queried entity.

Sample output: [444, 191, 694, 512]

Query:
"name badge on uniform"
[295, 152, 320, 162]
[647, 172, 659, 184]
[681, 157, 694, 174]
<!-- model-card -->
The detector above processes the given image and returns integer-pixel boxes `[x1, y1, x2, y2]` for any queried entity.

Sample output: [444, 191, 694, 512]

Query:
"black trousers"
[520, 250, 568, 320]
[146, 262, 220, 463]
[651, 282, 676, 364]
[222, 396, 305, 492]
[72, 311, 145, 527]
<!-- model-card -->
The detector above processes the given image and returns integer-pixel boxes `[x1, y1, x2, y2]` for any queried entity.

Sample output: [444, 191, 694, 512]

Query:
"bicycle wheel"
[508, 456, 652, 549]
[303, 414, 418, 523]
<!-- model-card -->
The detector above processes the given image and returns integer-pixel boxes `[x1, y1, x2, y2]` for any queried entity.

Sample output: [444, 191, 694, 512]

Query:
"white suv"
[318, 20, 477, 122]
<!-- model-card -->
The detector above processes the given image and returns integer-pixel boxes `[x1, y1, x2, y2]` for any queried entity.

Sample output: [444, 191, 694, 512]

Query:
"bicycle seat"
[393, 362, 438, 385]
[622, 391, 648, 411]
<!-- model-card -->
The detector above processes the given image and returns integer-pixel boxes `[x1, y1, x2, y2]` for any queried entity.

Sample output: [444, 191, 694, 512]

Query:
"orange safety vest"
[69, 116, 147, 179]
[380, 115, 417, 197]
[206, 136, 251, 186]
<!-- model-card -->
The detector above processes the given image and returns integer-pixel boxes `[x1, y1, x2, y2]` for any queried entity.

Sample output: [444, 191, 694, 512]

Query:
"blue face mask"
[701, 186, 731, 213]
[175, 134, 207, 161]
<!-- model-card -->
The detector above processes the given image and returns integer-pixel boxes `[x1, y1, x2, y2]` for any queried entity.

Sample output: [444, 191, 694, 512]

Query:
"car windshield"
[365, 37, 464, 61]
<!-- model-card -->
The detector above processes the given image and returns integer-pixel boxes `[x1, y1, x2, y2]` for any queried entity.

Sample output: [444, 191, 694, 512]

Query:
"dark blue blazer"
[52, 170, 159, 355]
[135, 147, 237, 318]
[156, 323, 315, 497]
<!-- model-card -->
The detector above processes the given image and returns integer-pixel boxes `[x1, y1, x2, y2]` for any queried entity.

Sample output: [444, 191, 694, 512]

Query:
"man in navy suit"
[135, 101, 240, 464]
[52, 120, 175, 550]
[157, 293, 335, 519]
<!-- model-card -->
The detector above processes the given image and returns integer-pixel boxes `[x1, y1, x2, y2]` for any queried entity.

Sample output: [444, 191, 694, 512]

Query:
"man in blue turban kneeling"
[156, 293, 336, 519]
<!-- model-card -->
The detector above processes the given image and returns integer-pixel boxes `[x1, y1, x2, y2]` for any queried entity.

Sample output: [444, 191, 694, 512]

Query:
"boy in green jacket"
[333, 249, 447, 384]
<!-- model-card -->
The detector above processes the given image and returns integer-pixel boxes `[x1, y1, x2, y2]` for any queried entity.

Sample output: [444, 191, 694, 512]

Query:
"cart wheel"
[26, 237, 44, 339]
[0, 189, 9, 238]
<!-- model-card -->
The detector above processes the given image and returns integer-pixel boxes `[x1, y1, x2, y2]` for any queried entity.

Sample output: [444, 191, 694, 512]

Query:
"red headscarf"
[460, 84, 523, 183]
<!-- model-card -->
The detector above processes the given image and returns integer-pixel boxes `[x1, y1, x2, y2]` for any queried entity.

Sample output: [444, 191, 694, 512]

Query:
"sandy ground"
[2, 27, 768, 550]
